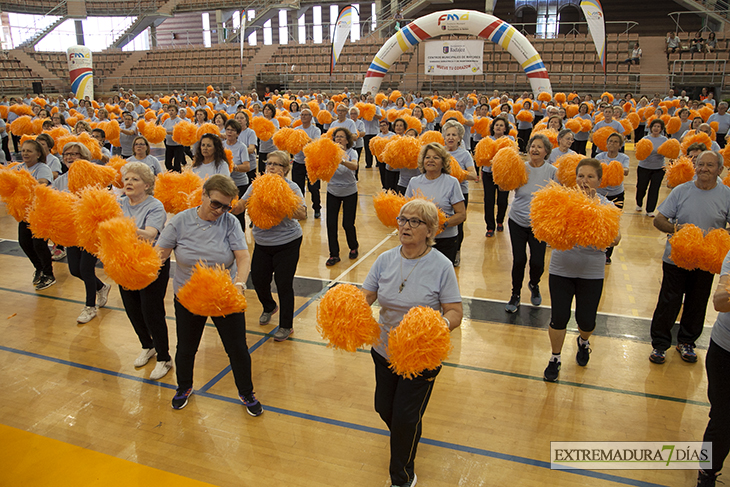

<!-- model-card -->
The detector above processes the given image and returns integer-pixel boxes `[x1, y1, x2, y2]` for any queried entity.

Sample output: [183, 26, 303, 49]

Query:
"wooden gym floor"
[0, 146, 723, 487]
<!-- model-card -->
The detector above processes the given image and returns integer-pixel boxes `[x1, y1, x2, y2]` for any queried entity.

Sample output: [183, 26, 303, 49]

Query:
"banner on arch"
[424, 40, 484, 76]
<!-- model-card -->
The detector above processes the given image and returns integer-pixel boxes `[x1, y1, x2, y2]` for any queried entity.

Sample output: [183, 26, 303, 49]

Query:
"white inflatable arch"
[361, 10, 552, 96]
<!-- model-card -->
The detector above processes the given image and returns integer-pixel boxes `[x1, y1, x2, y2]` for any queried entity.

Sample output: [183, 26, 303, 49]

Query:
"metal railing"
[671, 59, 727, 84]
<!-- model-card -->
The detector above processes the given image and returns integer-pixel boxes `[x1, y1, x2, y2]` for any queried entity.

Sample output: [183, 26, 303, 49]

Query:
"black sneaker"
[171, 387, 193, 410]
[32, 270, 42, 286]
[35, 274, 56, 291]
[240, 392, 264, 417]
[528, 282, 542, 306]
[576, 336, 591, 366]
[696, 470, 720, 487]
[314, 211, 321, 219]
[544, 359, 561, 382]
[505, 295, 520, 313]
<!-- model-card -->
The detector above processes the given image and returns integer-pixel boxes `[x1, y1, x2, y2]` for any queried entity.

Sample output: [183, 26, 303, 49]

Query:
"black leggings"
[291, 162, 321, 212]
[508, 219, 546, 296]
[383, 168, 399, 192]
[119, 259, 171, 361]
[635, 166, 665, 213]
[67, 246, 104, 307]
[251, 237, 302, 330]
[702, 340, 730, 475]
[571, 139, 588, 155]
[18, 221, 53, 277]
[164, 144, 186, 172]
[517, 128, 532, 152]
[174, 298, 254, 395]
[434, 236, 458, 264]
[548, 274, 604, 332]
[605, 192, 624, 260]
[456, 194, 468, 252]
[326, 192, 358, 257]
[363, 134, 375, 167]
[482, 172, 508, 231]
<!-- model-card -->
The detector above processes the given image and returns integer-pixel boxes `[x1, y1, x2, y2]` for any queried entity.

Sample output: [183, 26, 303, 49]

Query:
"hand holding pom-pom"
[73, 186, 123, 255]
[373, 190, 407, 228]
[316, 284, 380, 352]
[635, 138, 653, 161]
[177, 263, 247, 317]
[418, 131, 444, 146]
[250, 117, 276, 141]
[303, 137, 345, 182]
[28, 185, 79, 246]
[387, 306, 452, 379]
[97, 217, 162, 290]
[492, 147, 527, 191]
[246, 173, 302, 229]
[658, 139, 680, 159]
[670, 224, 706, 271]
[600, 160, 625, 188]
[665, 156, 695, 188]
[556, 153, 584, 187]
[474, 137, 495, 167]
[68, 159, 118, 194]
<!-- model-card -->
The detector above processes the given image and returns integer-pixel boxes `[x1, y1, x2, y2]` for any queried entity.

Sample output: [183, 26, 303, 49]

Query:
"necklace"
[399, 246, 429, 293]
[195, 207, 215, 231]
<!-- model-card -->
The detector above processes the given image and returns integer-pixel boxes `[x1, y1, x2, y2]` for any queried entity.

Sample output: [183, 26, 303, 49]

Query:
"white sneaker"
[149, 360, 172, 380]
[134, 348, 156, 367]
[96, 283, 111, 308]
[77, 306, 97, 324]
[647, 211, 656, 218]
[635, 205, 642, 211]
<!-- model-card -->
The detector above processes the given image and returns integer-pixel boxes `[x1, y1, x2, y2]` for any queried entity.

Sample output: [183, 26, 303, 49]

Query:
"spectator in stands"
[690, 31, 705, 53]
[706, 32, 718, 53]
[709, 102, 730, 149]
[621, 42, 642, 65]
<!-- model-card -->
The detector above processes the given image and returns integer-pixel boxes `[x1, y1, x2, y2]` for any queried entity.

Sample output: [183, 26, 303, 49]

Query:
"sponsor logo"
[437, 13, 469, 26]
[69, 52, 90, 59]
[443, 46, 449, 54]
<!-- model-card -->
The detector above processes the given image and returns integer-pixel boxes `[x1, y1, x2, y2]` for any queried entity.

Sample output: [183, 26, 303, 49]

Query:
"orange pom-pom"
[172, 120, 198, 146]
[665, 156, 695, 188]
[177, 263, 247, 317]
[580, 118, 593, 132]
[107, 155, 127, 188]
[711, 121, 720, 133]
[681, 132, 712, 154]
[27, 185, 79, 246]
[66, 116, 78, 127]
[73, 186, 123, 254]
[98, 120, 121, 146]
[20, 134, 37, 145]
[601, 92, 614, 103]
[665, 116, 682, 135]
[669, 224, 706, 271]
[530, 181, 621, 251]
[196, 122, 219, 139]
[276, 115, 292, 128]
[153, 169, 203, 213]
[554, 93, 567, 104]
[373, 190, 406, 228]
[658, 138, 681, 159]
[316, 111, 333, 125]
[389, 90, 402, 103]
[369, 136, 390, 161]
[532, 128, 559, 149]
[250, 117, 276, 141]
[449, 156, 468, 182]
[492, 147, 527, 191]
[0, 168, 38, 222]
[224, 148, 234, 173]
[304, 100, 320, 117]
[418, 131, 444, 146]
[619, 119, 633, 136]
[698, 106, 713, 122]
[303, 136, 345, 182]
[273, 127, 295, 151]
[316, 283, 380, 352]
[538, 92, 552, 102]
[423, 107, 437, 124]
[76, 132, 103, 160]
[97, 217, 162, 290]
[381, 136, 421, 169]
[441, 110, 466, 125]
[565, 118, 582, 134]
[387, 306, 451, 379]
[10, 116, 34, 136]
[592, 126, 616, 152]
[402, 115, 422, 134]
[566, 105, 579, 118]
[474, 137, 496, 167]
[600, 160, 625, 188]
[246, 173, 301, 229]
[516, 110, 534, 123]
[0, 106, 7, 119]
[286, 129, 313, 154]
[627, 112, 640, 130]
[556, 153, 583, 187]
[9, 104, 34, 116]
[700, 229, 730, 274]
[635, 138, 654, 161]
[142, 124, 166, 144]
[386, 109, 399, 123]
[356, 102, 377, 121]
[375, 93, 387, 106]
[68, 159, 118, 194]
[472, 117, 491, 137]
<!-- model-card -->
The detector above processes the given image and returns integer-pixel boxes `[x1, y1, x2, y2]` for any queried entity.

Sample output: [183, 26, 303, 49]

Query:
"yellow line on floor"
[0, 424, 218, 487]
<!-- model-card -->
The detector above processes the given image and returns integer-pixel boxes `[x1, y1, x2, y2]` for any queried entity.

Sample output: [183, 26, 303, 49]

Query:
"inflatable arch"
[361, 10, 552, 96]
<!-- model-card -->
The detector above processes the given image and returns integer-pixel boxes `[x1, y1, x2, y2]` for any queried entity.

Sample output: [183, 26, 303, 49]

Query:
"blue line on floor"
[0, 344, 672, 487]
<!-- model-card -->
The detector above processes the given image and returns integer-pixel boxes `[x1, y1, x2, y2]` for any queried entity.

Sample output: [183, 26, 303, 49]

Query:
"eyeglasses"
[265, 162, 285, 168]
[396, 216, 426, 228]
[206, 195, 232, 212]
[63, 152, 81, 157]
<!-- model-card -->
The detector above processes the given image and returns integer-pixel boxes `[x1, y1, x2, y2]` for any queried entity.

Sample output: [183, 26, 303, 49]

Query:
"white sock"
[579, 337, 590, 346]
[551, 353, 561, 363]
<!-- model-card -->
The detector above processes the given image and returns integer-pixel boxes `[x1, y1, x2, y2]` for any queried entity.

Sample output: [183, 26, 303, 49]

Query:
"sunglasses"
[206, 194, 232, 212]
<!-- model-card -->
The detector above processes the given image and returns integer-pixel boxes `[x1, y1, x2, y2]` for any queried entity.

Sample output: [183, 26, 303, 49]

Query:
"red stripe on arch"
[365, 71, 386, 78]
[409, 23, 430, 41]
[526, 71, 550, 79]
[478, 20, 503, 39]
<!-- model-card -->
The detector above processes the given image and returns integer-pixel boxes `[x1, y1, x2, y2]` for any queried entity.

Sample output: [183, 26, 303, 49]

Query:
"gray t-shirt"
[120, 195, 166, 245]
[596, 151, 630, 197]
[157, 208, 247, 295]
[397, 168, 421, 189]
[708, 112, 730, 133]
[509, 161, 558, 228]
[548, 193, 612, 280]
[162, 117, 182, 146]
[293, 124, 321, 164]
[242, 178, 304, 246]
[258, 118, 280, 154]
[238, 128, 257, 168]
[192, 160, 230, 179]
[224, 140, 249, 187]
[450, 146, 475, 195]
[119, 124, 138, 156]
[547, 147, 575, 166]
[127, 155, 164, 176]
[330, 118, 358, 135]
[327, 148, 358, 197]
[46, 154, 62, 175]
[16, 162, 53, 183]
[362, 246, 461, 359]
[639, 135, 668, 170]
[405, 173, 464, 239]
[657, 181, 730, 265]
[712, 250, 730, 352]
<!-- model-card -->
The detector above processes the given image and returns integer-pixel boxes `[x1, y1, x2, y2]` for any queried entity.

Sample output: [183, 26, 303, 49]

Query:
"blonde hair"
[121, 161, 156, 195]
[399, 198, 438, 246]
[441, 119, 465, 139]
[417, 142, 452, 174]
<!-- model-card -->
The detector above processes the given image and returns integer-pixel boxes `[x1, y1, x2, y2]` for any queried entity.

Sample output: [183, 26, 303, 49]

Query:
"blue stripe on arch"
[368, 63, 388, 74]
[401, 27, 419, 46]
[490, 23, 510, 44]
[524, 62, 546, 73]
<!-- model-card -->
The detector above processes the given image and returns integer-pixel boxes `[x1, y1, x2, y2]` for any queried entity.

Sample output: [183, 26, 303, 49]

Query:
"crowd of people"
[2, 83, 730, 487]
